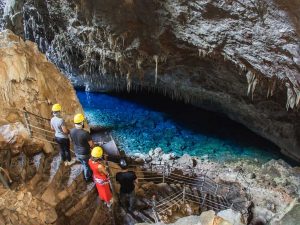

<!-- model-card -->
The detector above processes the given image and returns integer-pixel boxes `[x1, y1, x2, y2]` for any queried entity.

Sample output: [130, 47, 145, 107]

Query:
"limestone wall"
[0, 30, 83, 155]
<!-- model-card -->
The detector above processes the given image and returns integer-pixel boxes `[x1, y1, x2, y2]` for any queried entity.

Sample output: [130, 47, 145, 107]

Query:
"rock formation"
[0, 29, 83, 155]
[135, 148, 300, 225]
[1, 0, 300, 161]
[0, 186, 58, 225]
[0, 29, 82, 123]
[0, 30, 106, 225]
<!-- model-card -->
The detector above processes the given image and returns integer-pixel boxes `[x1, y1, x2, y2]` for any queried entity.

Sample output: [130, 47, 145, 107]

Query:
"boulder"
[252, 206, 274, 223]
[199, 210, 216, 225]
[0, 122, 43, 155]
[161, 153, 176, 161]
[153, 147, 163, 157]
[177, 154, 195, 168]
[269, 199, 300, 225]
[217, 209, 244, 225]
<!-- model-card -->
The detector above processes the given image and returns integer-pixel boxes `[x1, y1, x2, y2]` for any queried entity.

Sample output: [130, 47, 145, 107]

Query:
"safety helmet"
[52, 104, 62, 112]
[91, 146, 103, 158]
[74, 113, 85, 124]
[119, 158, 128, 169]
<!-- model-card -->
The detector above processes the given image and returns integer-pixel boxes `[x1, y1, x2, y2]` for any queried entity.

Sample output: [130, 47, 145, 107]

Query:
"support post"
[201, 193, 207, 208]
[225, 187, 231, 199]
[152, 195, 159, 223]
[182, 185, 186, 203]
[162, 162, 165, 183]
[214, 184, 219, 195]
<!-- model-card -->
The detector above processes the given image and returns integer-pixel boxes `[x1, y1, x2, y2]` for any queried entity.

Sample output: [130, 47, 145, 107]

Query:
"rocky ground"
[130, 147, 300, 225]
[137, 210, 243, 225]
[0, 186, 58, 224]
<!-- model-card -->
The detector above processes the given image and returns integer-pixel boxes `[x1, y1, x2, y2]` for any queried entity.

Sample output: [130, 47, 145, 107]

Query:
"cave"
[0, 0, 300, 225]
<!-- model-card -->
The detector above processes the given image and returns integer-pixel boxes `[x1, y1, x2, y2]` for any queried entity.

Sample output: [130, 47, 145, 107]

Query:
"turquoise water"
[77, 90, 282, 163]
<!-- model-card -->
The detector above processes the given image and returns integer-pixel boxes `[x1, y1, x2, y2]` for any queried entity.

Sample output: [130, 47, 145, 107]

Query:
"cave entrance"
[76, 89, 289, 164]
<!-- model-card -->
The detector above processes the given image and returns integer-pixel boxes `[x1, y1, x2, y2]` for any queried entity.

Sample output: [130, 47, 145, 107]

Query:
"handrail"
[23, 108, 50, 121]
[130, 163, 251, 222]
[156, 191, 182, 205]
[29, 124, 55, 134]
[156, 192, 183, 208]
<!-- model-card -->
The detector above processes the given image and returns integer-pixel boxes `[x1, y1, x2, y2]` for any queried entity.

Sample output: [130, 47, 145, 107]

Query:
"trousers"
[120, 191, 136, 211]
[76, 154, 92, 180]
[55, 137, 71, 161]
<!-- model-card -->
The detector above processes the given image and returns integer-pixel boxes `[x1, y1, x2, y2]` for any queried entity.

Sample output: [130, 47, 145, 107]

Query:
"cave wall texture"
[1, 0, 300, 161]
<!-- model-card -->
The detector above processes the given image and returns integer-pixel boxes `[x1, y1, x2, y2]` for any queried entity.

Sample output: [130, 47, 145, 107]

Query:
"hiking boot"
[68, 158, 76, 166]
[106, 199, 113, 208]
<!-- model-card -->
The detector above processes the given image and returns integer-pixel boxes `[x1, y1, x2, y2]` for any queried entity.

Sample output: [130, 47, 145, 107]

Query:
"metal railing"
[23, 109, 58, 145]
[109, 162, 251, 223]
[139, 162, 251, 200]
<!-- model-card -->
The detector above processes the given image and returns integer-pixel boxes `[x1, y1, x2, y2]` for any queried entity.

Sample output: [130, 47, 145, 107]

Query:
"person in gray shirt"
[50, 104, 72, 166]
[70, 113, 94, 182]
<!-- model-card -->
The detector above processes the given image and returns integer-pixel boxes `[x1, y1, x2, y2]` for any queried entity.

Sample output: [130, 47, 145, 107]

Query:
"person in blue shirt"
[50, 104, 72, 166]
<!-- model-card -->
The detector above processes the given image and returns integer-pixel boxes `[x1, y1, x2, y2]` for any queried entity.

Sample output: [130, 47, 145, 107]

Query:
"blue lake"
[77, 90, 283, 163]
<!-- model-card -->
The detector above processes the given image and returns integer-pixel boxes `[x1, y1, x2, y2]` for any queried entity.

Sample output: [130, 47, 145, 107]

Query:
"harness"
[93, 176, 110, 185]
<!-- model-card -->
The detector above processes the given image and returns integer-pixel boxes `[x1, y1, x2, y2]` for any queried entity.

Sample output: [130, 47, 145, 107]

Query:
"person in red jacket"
[89, 146, 113, 207]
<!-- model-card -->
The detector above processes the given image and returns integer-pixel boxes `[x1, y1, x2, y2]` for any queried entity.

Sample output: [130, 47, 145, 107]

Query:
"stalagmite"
[153, 55, 158, 85]
[286, 83, 297, 110]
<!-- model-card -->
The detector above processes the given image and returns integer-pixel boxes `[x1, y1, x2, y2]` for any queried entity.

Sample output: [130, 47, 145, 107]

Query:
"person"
[70, 113, 94, 182]
[89, 146, 113, 207]
[50, 104, 72, 166]
[116, 158, 137, 211]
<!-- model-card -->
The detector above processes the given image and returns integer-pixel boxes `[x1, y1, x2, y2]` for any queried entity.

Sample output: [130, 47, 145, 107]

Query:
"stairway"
[6, 145, 248, 225]
[20, 149, 113, 225]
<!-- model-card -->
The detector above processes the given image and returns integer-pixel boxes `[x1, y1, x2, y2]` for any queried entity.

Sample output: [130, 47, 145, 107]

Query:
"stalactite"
[239, 64, 247, 75]
[108, 34, 114, 50]
[267, 77, 277, 98]
[246, 71, 258, 100]
[126, 71, 131, 92]
[286, 82, 296, 110]
[136, 58, 142, 70]
[153, 55, 158, 85]
[115, 52, 122, 64]
[198, 49, 207, 57]
[294, 86, 300, 107]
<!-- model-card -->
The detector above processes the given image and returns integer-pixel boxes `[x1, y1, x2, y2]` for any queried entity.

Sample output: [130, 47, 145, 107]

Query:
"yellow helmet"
[52, 104, 62, 112]
[91, 146, 103, 158]
[74, 113, 85, 124]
